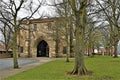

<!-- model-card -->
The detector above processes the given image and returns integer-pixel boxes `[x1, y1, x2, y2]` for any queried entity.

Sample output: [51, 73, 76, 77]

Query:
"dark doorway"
[37, 40, 49, 57]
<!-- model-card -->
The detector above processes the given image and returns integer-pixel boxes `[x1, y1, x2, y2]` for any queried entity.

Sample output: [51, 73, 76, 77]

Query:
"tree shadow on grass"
[66, 70, 93, 76]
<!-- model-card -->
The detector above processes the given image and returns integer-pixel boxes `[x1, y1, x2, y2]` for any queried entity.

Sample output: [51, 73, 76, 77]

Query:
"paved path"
[0, 57, 56, 79]
[0, 58, 38, 72]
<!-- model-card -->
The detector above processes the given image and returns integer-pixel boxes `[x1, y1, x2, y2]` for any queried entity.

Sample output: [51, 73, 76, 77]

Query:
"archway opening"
[37, 40, 49, 57]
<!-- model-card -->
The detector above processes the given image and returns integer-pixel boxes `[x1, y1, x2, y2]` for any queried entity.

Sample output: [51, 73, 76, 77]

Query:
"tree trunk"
[55, 39, 59, 58]
[55, 23, 59, 58]
[87, 46, 90, 56]
[13, 27, 19, 68]
[66, 22, 70, 62]
[113, 43, 118, 58]
[70, 0, 88, 75]
[70, 21, 74, 57]
[88, 41, 91, 56]
[72, 27, 87, 75]
[13, 18, 19, 68]
[72, 10, 87, 75]
[66, 35, 70, 62]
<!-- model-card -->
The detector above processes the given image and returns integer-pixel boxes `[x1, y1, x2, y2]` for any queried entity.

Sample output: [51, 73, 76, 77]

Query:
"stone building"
[19, 17, 67, 58]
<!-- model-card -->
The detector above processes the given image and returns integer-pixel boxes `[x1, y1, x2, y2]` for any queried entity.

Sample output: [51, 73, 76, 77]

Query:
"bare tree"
[96, 0, 120, 57]
[55, 0, 71, 62]
[0, 21, 13, 53]
[47, 0, 73, 61]
[68, 0, 88, 75]
[0, 0, 44, 68]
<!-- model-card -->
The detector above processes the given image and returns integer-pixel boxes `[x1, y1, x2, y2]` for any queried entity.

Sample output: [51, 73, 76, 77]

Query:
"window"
[47, 23, 51, 30]
[34, 24, 37, 31]
[63, 46, 67, 54]
[20, 46, 24, 53]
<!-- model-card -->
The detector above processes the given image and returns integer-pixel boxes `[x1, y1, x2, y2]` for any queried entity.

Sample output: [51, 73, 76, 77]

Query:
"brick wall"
[0, 53, 12, 58]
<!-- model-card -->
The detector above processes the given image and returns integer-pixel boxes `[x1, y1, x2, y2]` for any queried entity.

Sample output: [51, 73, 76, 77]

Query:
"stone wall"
[19, 18, 66, 58]
[0, 53, 12, 58]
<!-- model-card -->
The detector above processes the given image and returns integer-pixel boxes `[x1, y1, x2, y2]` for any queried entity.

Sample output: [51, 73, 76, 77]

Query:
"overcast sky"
[18, 0, 58, 19]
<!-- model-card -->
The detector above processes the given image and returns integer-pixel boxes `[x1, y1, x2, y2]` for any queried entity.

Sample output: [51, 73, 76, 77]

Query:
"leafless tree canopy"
[0, 0, 45, 68]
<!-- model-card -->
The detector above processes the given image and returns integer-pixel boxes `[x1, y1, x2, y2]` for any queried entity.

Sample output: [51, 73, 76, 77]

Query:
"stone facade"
[18, 17, 66, 58]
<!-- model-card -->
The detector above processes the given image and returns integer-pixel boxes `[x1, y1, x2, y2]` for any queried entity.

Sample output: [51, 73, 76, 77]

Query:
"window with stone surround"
[47, 23, 52, 30]
[34, 24, 37, 31]
[20, 46, 24, 53]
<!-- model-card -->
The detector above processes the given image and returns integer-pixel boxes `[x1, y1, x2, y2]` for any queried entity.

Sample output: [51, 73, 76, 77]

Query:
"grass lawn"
[3, 56, 120, 80]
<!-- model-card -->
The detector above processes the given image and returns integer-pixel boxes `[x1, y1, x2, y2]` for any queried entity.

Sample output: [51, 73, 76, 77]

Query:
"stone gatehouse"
[18, 17, 66, 57]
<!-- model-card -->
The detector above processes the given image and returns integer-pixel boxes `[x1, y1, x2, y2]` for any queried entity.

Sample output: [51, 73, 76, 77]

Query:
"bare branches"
[0, 0, 44, 68]
[0, 21, 13, 51]
[27, 0, 44, 19]
[16, 0, 24, 12]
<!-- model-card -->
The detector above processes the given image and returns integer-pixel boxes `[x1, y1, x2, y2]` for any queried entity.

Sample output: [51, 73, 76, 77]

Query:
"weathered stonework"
[18, 17, 66, 58]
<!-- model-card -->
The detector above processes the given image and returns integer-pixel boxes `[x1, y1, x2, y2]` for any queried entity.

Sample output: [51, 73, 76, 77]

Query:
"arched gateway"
[37, 40, 49, 57]
[19, 17, 67, 58]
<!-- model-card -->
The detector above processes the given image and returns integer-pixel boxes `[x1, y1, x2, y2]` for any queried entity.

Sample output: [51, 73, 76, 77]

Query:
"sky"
[18, 0, 58, 19]
[0, 0, 58, 42]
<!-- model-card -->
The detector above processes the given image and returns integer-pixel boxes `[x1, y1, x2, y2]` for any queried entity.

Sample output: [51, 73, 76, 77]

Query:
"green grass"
[3, 56, 120, 80]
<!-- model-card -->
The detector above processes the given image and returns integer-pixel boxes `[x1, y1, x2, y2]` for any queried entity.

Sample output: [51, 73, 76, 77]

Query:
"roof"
[19, 17, 65, 24]
[0, 45, 12, 51]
